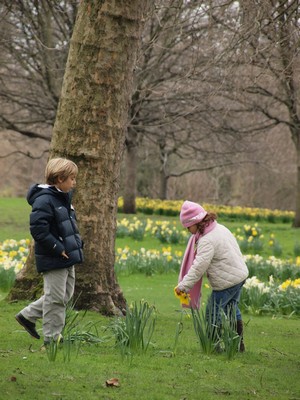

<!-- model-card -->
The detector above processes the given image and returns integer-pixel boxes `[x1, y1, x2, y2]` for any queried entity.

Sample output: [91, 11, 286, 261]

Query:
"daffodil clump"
[152, 220, 188, 244]
[235, 224, 288, 258]
[268, 233, 283, 257]
[0, 239, 30, 290]
[117, 217, 148, 241]
[235, 224, 264, 254]
[0, 239, 29, 273]
[115, 246, 183, 275]
[117, 217, 188, 244]
[279, 278, 300, 290]
[244, 254, 300, 282]
[241, 275, 300, 316]
[110, 300, 156, 359]
[117, 197, 294, 223]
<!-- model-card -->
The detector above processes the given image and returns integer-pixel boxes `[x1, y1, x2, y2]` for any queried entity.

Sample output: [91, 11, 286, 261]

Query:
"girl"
[175, 200, 248, 351]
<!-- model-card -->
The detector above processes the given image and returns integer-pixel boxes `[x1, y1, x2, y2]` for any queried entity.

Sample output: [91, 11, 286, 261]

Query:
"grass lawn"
[0, 198, 31, 241]
[1, 273, 300, 400]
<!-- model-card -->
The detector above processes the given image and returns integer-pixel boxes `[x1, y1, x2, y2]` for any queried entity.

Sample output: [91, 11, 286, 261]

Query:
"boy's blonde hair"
[45, 158, 78, 185]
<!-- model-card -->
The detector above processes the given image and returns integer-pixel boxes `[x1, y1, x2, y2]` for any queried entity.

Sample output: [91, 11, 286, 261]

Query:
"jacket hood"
[26, 184, 71, 205]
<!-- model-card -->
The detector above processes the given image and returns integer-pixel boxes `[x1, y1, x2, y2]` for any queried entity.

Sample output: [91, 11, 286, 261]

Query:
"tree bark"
[159, 170, 168, 200]
[9, 0, 148, 315]
[123, 128, 138, 214]
[293, 142, 300, 227]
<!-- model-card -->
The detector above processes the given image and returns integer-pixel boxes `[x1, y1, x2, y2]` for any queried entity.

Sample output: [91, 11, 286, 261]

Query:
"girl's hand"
[61, 250, 69, 259]
[175, 286, 182, 295]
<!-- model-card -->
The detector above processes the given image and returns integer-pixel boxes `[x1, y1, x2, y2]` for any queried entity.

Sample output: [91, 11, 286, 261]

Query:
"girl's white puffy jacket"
[178, 223, 249, 292]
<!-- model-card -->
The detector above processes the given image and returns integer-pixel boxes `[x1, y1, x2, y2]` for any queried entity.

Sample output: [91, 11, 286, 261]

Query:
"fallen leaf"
[106, 378, 120, 387]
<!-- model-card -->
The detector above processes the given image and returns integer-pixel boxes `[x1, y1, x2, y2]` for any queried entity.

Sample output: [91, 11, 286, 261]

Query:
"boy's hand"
[61, 251, 69, 259]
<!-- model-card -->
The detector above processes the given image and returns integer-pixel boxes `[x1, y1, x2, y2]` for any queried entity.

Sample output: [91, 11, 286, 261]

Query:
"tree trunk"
[123, 128, 138, 214]
[9, 0, 148, 315]
[159, 170, 168, 200]
[293, 143, 300, 227]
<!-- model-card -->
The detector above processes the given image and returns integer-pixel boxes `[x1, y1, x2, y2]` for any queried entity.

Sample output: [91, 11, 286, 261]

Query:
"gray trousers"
[20, 266, 75, 342]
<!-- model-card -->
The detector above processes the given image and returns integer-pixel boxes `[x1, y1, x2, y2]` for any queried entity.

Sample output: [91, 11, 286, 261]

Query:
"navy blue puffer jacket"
[27, 184, 84, 273]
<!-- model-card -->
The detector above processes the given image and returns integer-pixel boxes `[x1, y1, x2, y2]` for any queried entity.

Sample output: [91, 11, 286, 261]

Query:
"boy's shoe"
[15, 313, 40, 340]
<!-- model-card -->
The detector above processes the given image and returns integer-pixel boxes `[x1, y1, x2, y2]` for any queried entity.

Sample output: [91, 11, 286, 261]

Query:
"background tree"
[0, 0, 76, 140]
[207, 0, 300, 225]
[0, 0, 77, 194]
[122, 0, 260, 209]
[9, 0, 149, 314]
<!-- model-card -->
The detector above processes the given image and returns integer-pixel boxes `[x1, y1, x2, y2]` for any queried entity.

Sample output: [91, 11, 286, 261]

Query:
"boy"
[16, 158, 84, 345]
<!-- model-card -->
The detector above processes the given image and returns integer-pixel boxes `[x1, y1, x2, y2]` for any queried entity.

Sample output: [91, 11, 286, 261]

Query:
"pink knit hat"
[180, 201, 207, 228]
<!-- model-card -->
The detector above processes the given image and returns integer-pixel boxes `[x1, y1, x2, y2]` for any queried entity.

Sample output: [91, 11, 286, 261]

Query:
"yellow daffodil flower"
[174, 287, 190, 306]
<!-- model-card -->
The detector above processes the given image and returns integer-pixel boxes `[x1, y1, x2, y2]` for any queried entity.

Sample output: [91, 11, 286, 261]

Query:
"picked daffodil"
[174, 287, 190, 306]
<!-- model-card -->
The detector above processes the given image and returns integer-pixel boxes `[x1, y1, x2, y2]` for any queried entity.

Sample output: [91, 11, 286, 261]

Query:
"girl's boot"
[237, 320, 245, 352]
